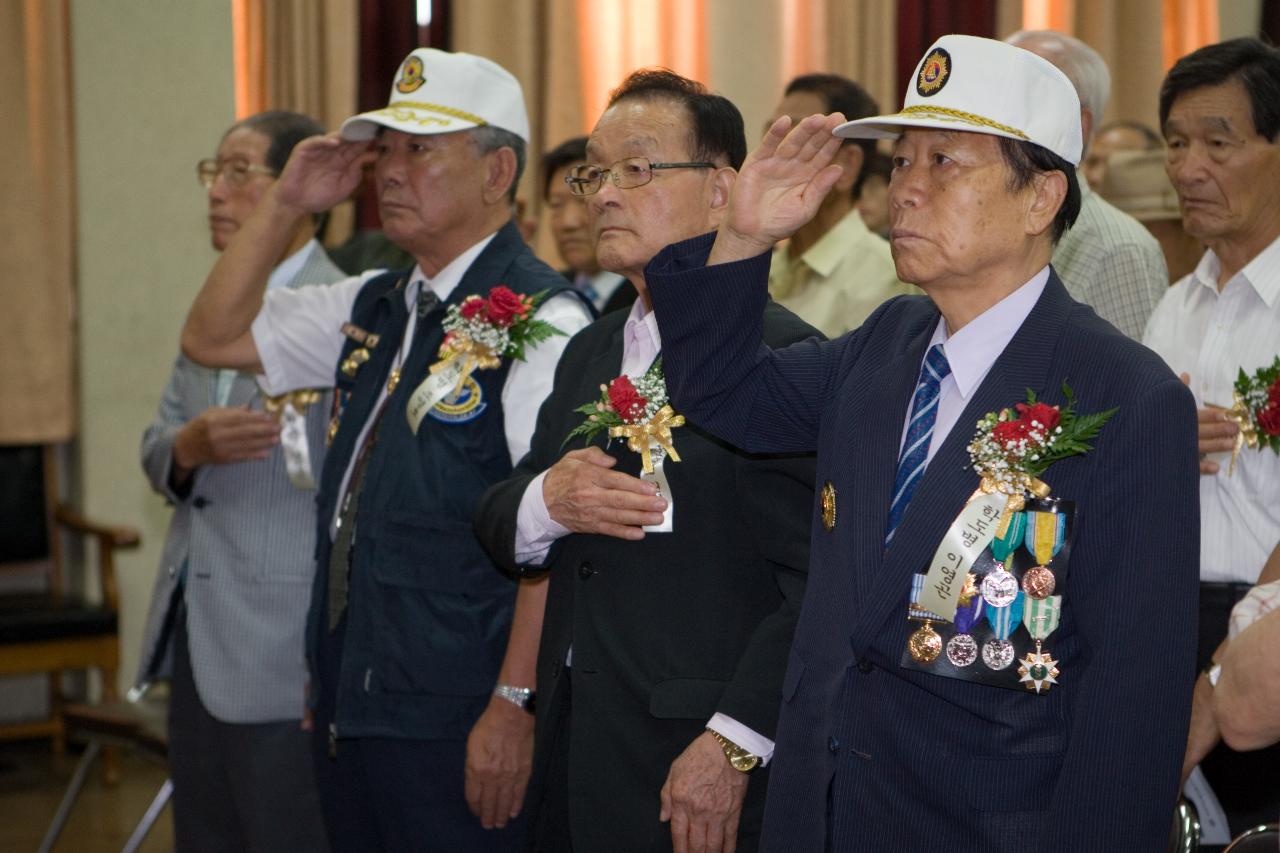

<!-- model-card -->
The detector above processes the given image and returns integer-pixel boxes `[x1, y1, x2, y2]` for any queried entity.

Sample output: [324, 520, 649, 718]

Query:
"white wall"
[71, 0, 234, 695]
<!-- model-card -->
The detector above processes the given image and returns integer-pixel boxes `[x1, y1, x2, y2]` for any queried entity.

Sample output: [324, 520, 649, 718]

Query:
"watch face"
[730, 753, 759, 772]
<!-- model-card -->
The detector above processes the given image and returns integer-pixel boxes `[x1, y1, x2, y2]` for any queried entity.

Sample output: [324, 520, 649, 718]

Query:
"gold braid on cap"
[380, 101, 490, 127]
[897, 105, 1028, 140]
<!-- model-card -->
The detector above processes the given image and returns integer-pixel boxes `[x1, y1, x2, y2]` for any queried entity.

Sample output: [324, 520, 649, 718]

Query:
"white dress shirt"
[904, 267, 1050, 460]
[1143, 235, 1280, 583]
[513, 298, 778, 764]
[251, 229, 594, 537]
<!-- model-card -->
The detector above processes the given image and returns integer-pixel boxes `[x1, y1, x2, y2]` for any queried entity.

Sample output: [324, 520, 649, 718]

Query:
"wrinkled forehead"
[216, 126, 271, 161]
[587, 97, 694, 162]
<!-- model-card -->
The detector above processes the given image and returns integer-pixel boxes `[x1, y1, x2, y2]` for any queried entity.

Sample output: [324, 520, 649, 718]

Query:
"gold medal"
[821, 481, 837, 532]
[907, 621, 942, 663]
[1018, 644, 1060, 693]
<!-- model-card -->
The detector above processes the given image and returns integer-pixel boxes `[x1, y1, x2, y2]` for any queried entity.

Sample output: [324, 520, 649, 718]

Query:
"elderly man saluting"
[646, 35, 1199, 850]
[181, 49, 592, 851]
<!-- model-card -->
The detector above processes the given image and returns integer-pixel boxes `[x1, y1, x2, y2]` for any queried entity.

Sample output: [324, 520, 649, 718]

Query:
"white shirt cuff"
[514, 470, 571, 564]
[707, 712, 775, 766]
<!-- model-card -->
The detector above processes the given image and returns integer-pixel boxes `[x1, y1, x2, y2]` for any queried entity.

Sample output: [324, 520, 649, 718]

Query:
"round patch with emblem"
[427, 375, 487, 424]
[396, 56, 426, 93]
[916, 48, 951, 97]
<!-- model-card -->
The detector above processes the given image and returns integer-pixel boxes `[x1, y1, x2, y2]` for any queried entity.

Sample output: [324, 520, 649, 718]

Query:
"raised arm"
[181, 133, 374, 371]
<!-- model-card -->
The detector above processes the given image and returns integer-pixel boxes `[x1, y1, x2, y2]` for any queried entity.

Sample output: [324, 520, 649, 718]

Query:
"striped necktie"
[885, 344, 951, 546]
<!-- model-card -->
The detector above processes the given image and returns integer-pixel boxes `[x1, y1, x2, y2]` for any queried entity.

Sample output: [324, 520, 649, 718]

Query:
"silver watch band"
[493, 683, 534, 710]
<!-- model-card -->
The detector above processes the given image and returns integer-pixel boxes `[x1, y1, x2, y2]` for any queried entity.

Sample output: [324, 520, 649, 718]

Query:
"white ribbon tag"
[917, 491, 1006, 622]
[641, 442, 674, 533]
[280, 402, 316, 490]
[406, 360, 465, 435]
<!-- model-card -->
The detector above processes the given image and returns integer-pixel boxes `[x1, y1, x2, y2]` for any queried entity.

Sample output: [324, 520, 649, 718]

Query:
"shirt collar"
[404, 229, 500, 308]
[797, 209, 871, 278]
[930, 265, 1051, 400]
[623, 296, 661, 363]
[267, 239, 318, 291]
[1189, 233, 1280, 308]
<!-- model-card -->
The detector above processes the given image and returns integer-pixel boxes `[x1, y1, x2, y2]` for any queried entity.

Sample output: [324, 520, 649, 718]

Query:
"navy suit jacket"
[646, 233, 1199, 852]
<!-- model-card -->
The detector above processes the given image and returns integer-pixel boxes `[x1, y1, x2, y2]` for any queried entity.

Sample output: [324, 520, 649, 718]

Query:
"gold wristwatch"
[709, 729, 760, 772]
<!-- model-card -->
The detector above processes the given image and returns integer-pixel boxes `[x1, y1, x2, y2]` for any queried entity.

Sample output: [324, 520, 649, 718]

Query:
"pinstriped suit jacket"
[647, 233, 1200, 852]
[136, 244, 345, 723]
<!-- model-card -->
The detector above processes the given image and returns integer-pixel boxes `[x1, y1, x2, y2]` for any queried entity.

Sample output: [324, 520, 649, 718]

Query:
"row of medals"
[909, 559, 1059, 684]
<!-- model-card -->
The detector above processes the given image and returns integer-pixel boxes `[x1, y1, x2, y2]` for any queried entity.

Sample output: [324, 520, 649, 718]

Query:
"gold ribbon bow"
[430, 337, 502, 399]
[1224, 390, 1260, 476]
[262, 389, 323, 418]
[975, 472, 1051, 533]
[608, 404, 686, 473]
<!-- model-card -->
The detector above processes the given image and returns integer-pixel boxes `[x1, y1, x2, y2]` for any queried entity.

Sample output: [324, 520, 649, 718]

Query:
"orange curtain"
[1022, 0, 1076, 32]
[232, 0, 267, 119]
[0, 0, 75, 442]
[1164, 0, 1219, 69]
[577, 0, 708, 134]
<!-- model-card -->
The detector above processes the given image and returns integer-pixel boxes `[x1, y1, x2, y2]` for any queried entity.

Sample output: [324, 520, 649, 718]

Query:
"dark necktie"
[885, 344, 952, 546]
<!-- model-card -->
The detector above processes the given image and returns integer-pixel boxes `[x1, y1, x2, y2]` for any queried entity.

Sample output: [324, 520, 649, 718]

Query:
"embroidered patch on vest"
[426, 375, 487, 424]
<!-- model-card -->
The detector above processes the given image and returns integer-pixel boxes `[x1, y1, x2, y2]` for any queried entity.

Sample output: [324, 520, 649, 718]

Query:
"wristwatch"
[708, 729, 760, 772]
[493, 684, 536, 714]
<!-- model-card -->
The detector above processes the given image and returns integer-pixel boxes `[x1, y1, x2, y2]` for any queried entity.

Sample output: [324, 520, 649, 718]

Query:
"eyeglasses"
[196, 158, 278, 189]
[565, 157, 716, 197]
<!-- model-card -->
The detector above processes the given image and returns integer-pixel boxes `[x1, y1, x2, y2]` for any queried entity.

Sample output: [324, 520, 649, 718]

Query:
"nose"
[1165, 144, 1206, 191]
[207, 172, 229, 204]
[888, 162, 920, 212]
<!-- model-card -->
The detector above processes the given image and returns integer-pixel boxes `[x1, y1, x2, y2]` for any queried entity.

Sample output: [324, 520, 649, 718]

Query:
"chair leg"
[37, 740, 102, 853]
[100, 666, 121, 786]
[121, 777, 173, 853]
[49, 672, 66, 755]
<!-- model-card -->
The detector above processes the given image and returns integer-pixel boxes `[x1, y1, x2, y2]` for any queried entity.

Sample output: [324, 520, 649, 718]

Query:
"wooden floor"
[0, 740, 173, 852]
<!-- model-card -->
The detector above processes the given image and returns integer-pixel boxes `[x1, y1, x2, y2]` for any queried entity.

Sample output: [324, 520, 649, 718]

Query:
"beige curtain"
[0, 0, 75, 443]
[823, 0, 899, 115]
[233, 0, 359, 245]
[453, 0, 585, 266]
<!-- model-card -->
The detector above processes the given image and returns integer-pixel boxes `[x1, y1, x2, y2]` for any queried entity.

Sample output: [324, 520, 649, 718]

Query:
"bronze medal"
[1021, 565, 1056, 600]
[907, 622, 942, 663]
[821, 481, 837, 532]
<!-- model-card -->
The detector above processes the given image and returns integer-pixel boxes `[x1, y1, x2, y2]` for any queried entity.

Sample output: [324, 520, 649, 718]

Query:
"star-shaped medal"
[1017, 650, 1060, 693]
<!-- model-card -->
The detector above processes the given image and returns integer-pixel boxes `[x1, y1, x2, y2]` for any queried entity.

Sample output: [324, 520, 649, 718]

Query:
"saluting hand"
[709, 112, 848, 266]
[542, 447, 667, 540]
[273, 132, 376, 214]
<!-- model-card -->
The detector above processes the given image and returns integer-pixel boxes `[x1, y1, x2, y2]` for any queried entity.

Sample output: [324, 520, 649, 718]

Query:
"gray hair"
[1006, 30, 1111, 144]
[469, 125, 526, 202]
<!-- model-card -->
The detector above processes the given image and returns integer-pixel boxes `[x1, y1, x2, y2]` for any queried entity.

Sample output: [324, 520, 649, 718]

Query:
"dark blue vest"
[308, 222, 577, 740]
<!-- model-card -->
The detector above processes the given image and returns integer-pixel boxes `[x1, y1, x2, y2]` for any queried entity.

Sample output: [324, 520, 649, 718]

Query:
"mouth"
[889, 228, 924, 243]
[208, 215, 235, 229]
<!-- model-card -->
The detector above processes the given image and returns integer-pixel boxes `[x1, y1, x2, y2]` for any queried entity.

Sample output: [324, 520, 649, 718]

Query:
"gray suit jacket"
[135, 243, 345, 723]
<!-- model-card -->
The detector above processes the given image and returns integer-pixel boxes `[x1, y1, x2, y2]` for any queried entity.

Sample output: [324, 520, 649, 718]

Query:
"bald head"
[1007, 30, 1111, 146]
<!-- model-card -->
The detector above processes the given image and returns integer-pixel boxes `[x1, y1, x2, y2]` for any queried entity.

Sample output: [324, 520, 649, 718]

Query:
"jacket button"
[577, 561, 595, 579]
[192, 496, 209, 508]
[828, 735, 840, 754]
[857, 658, 874, 673]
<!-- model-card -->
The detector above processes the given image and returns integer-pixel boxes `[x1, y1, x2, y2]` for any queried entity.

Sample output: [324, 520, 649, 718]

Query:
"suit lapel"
[852, 272, 1075, 650]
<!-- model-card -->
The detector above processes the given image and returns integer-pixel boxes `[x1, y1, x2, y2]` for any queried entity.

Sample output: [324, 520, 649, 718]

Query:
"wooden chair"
[0, 444, 140, 753]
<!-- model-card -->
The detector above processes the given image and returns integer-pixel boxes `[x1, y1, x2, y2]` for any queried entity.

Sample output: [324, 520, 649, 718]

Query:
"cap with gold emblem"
[340, 48, 530, 144]
[835, 33, 1083, 166]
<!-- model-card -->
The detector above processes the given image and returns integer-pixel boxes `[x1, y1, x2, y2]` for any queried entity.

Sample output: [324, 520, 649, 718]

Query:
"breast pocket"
[366, 512, 516, 697]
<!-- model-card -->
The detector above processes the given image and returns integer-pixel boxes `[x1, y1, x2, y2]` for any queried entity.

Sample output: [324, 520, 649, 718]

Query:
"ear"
[482, 146, 518, 205]
[705, 166, 738, 228]
[1026, 169, 1067, 238]
[832, 145, 864, 194]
